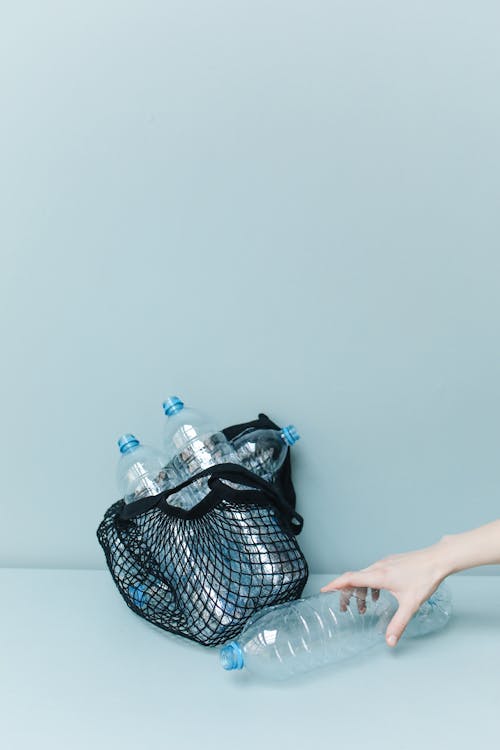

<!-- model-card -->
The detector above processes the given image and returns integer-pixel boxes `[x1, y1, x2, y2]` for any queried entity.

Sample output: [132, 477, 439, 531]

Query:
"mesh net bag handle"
[119, 461, 304, 536]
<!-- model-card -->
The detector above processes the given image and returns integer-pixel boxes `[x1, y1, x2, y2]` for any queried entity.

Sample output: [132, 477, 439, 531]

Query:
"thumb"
[385, 602, 416, 647]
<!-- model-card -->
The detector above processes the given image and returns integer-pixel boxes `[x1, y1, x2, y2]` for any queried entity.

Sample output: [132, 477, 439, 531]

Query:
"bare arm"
[438, 519, 500, 573]
[320, 519, 500, 647]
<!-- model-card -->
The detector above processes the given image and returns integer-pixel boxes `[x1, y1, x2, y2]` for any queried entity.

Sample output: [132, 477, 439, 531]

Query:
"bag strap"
[221, 412, 279, 441]
[119, 462, 304, 536]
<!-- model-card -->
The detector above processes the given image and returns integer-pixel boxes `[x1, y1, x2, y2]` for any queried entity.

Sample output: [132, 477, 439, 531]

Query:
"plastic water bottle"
[232, 425, 300, 482]
[116, 434, 170, 504]
[161, 396, 241, 509]
[219, 584, 452, 680]
[107, 531, 170, 611]
[128, 579, 176, 615]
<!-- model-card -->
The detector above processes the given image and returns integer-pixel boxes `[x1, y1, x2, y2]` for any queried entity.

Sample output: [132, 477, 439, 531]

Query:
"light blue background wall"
[1, 1, 499, 573]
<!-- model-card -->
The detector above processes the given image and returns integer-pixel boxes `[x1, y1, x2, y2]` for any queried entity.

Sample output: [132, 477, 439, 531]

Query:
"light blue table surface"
[1, 569, 499, 749]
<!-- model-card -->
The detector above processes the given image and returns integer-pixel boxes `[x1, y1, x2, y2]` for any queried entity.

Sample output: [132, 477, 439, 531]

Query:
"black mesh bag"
[97, 413, 309, 647]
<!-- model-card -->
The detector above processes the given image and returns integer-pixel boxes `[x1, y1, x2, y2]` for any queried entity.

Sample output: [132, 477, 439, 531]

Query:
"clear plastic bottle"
[107, 530, 170, 612]
[116, 434, 170, 504]
[232, 425, 300, 482]
[220, 583, 452, 680]
[161, 396, 241, 509]
[127, 579, 175, 615]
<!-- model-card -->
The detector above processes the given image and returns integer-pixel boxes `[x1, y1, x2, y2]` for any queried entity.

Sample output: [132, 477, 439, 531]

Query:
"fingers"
[338, 586, 369, 613]
[355, 587, 367, 614]
[321, 571, 388, 619]
[385, 601, 417, 647]
[339, 588, 351, 612]
[321, 571, 357, 592]
[321, 569, 382, 593]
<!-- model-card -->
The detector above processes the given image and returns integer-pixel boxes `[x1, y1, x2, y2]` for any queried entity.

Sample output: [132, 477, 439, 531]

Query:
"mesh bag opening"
[97, 413, 309, 647]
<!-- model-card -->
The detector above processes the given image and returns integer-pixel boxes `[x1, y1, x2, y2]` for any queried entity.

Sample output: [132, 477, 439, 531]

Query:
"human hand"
[320, 543, 448, 647]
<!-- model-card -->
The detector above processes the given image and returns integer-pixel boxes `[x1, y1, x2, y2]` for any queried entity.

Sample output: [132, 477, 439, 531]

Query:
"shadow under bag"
[97, 412, 309, 647]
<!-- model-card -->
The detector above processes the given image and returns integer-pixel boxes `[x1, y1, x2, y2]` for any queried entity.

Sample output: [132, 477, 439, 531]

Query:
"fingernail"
[387, 635, 397, 646]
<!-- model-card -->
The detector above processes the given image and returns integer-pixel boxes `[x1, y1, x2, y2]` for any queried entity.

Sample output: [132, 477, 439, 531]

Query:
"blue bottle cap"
[219, 641, 245, 670]
[117, 434, 140, 454]
[162, 396, 185, 416]
[281, 425, 300, 446]
[128, 583, 149, 610]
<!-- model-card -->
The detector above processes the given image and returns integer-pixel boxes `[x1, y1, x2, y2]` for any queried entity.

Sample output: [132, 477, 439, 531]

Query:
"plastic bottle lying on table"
[220, 583, 452, 680]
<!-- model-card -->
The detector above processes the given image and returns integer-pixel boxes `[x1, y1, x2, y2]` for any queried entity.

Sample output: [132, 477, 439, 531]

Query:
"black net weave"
[97, 413, 309, 647]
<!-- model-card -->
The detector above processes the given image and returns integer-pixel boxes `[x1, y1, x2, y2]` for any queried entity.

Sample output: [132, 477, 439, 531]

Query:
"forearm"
[433, 520, 500, 577]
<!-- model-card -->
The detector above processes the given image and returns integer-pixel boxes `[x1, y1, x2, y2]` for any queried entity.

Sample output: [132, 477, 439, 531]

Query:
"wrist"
[431, 534, 461, 579]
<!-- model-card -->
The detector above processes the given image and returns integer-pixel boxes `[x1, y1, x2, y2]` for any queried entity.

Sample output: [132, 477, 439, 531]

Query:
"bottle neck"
[220, 642, 244, 670]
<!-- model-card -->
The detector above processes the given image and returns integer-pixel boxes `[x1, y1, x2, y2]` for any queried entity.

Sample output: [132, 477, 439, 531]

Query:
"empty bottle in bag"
[128, 579, 175, 614]
[117, 434, 170, 504]
[108, 528, 171, 610]
[220, 583, 452, 680]
[161, 396, 241, 509]
[232, 424, 300, 482]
